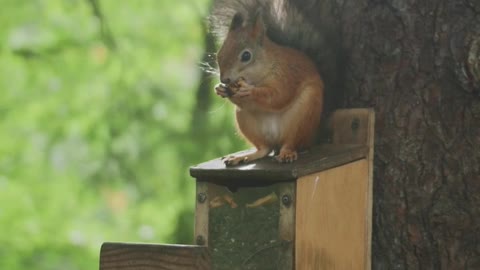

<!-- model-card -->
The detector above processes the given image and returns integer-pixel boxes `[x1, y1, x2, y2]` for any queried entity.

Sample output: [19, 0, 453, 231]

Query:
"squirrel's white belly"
[258, 113, 282, 144]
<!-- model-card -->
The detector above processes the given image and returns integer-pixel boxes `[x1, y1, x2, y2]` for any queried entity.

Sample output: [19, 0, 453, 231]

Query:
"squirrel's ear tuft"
[230, 12, 244, 31]
[251, 9, 265, 42]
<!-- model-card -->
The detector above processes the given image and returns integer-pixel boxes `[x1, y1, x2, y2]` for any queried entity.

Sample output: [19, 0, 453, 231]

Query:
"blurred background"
[0, 1, 244, 269]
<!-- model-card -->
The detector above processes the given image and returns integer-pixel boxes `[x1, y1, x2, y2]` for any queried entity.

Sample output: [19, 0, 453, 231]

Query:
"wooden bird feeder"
[99, 108, 375, 270]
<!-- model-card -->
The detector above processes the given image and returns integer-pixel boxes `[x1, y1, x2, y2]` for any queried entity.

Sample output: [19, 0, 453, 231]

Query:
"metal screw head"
[196, 235, 205, 245]
[282, 194, 292, 207]
[197, 192, 207, 203]
[351, 118, 360, 131]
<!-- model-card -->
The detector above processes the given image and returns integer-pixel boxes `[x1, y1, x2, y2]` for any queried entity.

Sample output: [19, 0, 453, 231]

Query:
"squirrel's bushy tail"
[209, 0, 326, 56]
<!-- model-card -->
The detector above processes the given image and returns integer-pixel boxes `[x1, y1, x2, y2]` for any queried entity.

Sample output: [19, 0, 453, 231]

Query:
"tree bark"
[302, 0, 480, 269]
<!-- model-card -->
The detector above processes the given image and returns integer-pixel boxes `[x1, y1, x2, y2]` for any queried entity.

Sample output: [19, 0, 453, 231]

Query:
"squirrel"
[210, 0, 325, 166]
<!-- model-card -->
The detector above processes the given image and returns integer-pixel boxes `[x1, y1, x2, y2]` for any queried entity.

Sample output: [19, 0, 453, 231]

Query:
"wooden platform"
[190, 144, 368, 182]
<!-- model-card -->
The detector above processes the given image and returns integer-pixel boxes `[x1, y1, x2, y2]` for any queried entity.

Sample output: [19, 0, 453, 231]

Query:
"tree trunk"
[302, 0, 480, 269]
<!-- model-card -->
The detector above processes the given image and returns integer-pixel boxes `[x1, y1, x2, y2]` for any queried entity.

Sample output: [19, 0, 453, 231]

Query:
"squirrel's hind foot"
[275, 149, 298, 163]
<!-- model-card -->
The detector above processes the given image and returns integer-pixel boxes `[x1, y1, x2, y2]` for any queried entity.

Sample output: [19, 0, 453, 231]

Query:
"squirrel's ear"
[230, 12, 244, 31]
[251, 9, 265, 42]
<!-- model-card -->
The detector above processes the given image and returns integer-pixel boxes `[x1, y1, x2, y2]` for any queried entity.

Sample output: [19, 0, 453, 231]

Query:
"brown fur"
[215, 12, 324, 165]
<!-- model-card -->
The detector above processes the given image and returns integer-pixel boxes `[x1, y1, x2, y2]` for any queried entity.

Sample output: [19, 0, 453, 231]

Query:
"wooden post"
[99, 243, 210, 270]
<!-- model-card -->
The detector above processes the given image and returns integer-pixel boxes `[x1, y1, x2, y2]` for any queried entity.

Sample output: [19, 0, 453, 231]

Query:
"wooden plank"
[100, 243, 210, 270]
[190, 144, 368, 182]
[330, 108, 375, 270]
[295, 159, 370, 270]
[278, 183, 295, 270]
[195, 182, 209, 247]
[364, 109, 375, 270]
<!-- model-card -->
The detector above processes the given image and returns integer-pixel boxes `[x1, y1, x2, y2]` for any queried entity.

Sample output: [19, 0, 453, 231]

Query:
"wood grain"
[100, 243, 210, 270]
[295, 159, 370, 270]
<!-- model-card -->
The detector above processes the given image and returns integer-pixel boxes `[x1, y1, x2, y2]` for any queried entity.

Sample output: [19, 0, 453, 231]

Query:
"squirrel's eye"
[240, 50, 251, 62]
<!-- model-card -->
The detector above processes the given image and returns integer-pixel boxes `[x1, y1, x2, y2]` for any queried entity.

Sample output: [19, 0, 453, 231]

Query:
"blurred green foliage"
[0, 0, 244, 269]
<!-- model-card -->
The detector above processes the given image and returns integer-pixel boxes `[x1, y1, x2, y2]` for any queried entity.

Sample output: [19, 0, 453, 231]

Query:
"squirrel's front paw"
[231, 79, 254, 98]
[222, 155, 249, 166]
[215, 83, 234, 98]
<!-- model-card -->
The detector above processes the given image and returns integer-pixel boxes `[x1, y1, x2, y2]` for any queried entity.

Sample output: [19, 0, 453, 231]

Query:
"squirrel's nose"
[220, 77, 231, 84]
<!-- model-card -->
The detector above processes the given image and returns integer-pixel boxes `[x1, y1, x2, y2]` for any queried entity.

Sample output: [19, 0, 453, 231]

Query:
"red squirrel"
[211, 1, 324, 166]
